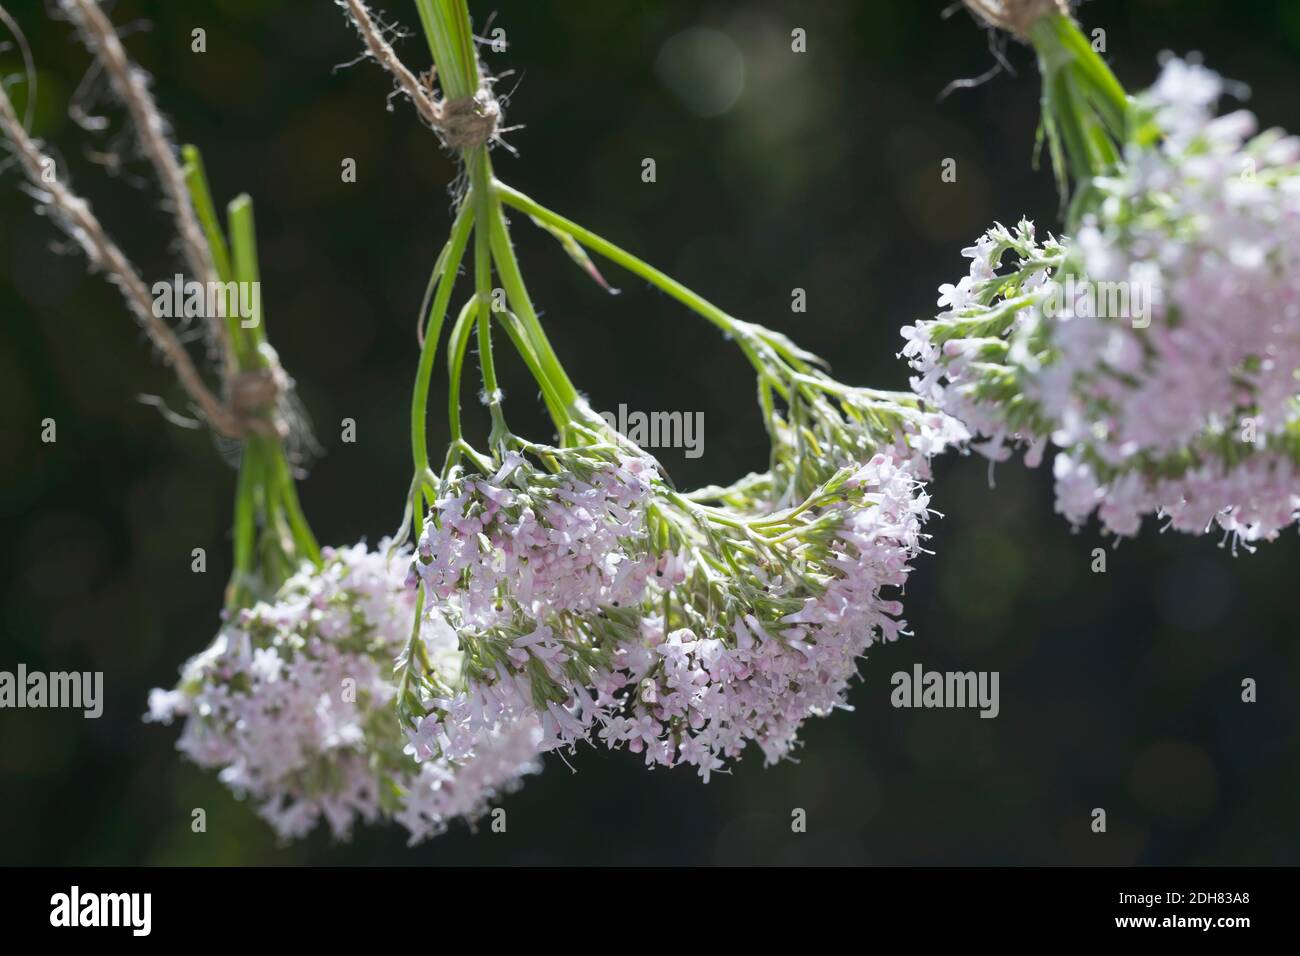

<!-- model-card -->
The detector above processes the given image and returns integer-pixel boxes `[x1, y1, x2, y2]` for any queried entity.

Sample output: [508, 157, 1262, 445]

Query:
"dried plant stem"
[62, 0, 238, 390]
[341, 0, 442, 128]
[0, 81, 250, 438]
[61, 0, 214, 282]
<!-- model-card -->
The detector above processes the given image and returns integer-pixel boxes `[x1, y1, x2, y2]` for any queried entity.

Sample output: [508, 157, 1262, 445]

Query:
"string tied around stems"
[229, 365, 290, 440]
[437, 87, 501, 150]
[338, 2, 503, 152]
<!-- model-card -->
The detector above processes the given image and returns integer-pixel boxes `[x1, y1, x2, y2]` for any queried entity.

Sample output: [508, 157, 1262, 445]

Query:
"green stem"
[414, 0, 479, 100]
[227, 196, 268, 357]
[181, 146, 233, 282]
[411, 202, 474, 478]
[486, 196, 580, 414]
[413, 0, 579, 444]
[228, 439, 258, 609]
[468, 157, 507, 443]
[446, 296, 478, 444]
[1027, 12, 1131, 222]
[494, 180, 780, 393]
[1050, 15, 1128, 138]
[493, 306, 566, 429]
[182, 145, 245, 376]
[217, 184, 322, 602]
[495, 180, 739, 340]
[269, 446, 320, 562]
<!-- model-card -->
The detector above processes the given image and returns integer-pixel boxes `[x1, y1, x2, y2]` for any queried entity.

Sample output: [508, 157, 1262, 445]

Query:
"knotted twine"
[437, 88, 501, 151]
[229, 365, 290, 440]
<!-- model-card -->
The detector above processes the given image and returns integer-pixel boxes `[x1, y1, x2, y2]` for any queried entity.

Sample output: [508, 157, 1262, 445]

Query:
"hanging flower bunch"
[904, 5, 1300, 548]
[339, 0, 965, 805]
[147, 542, 542, 843]
[389, 203, 957, 788]
[398, 375, 955, 782]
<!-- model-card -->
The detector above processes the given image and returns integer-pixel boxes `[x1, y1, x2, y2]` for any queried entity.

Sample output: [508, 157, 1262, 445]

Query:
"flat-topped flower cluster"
[147, 542, 541, 844]
[393, 353, 956, 789]
[903, 58, 1300, 547]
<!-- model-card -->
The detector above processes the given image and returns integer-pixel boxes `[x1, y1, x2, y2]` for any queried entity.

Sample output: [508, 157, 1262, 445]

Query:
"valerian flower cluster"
[903, 58, 1300, 548]
[147, 543, 541, 844]
[396, 344, 961, 786]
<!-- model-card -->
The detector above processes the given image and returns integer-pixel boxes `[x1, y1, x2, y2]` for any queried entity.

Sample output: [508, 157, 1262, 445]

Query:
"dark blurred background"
[2, 0, 1298, 866]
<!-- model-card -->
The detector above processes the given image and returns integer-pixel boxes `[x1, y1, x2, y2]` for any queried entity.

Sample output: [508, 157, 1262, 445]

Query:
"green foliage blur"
[2, 0, 1298, 865]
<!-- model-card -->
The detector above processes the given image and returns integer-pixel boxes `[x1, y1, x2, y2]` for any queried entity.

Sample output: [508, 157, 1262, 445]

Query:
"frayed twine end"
[962, 0, 1071, 40]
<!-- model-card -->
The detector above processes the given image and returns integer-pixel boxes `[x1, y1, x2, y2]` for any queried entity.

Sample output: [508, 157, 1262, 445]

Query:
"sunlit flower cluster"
[599, 450, 932, 779]
[903, 58, 1300, 546]
[401, 446, 662, 758]
[148, 542, 541, 843]
[395, 350, 957, 785]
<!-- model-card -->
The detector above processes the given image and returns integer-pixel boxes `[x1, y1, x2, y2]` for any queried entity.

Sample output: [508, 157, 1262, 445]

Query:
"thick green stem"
[186, 163, 322, 607]
[412, 0, 580, 443]
[227, 196, 269, 356]
[413, 0, 479, 99]
[1027, 12, 1131, 223]
[1049, 15, 1128, 137]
